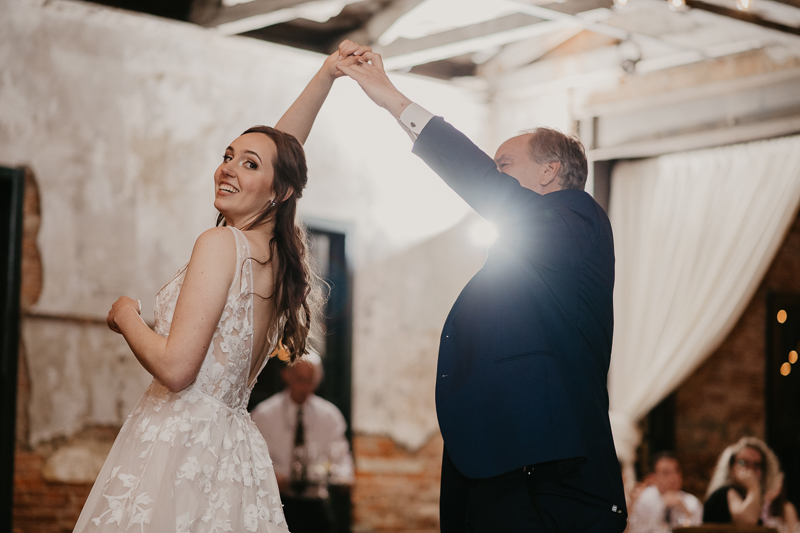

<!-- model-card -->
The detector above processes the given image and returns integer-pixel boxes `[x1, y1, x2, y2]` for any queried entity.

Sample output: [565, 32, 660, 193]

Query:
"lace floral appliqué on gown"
[74, 227, 288, 533]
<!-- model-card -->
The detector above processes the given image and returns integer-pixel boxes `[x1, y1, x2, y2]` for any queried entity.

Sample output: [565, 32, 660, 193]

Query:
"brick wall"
[352, 433, 443, 533]
[673, 207, 800, 498]
[13, 449, 92, 533]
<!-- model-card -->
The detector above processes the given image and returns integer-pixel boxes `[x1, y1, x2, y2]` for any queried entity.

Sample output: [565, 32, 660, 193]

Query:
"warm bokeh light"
[736, 0, 753, 10]
[777, 310, 787, 323]
[781, 362, 792, 376]
[790, 351, 798, 364]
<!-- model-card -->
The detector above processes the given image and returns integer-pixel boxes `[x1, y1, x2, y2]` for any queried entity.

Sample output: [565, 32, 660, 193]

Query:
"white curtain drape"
[607, 134, 800, 480]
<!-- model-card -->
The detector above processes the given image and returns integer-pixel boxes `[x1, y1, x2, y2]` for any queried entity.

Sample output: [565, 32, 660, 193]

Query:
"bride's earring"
[270, 198, 276, 207]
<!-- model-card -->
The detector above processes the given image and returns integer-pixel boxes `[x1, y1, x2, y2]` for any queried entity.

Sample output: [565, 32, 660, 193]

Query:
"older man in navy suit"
[339, 42, 626, 533]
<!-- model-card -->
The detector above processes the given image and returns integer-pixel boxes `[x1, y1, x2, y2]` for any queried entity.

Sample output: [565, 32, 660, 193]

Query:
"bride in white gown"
[73, 42, 371, 533]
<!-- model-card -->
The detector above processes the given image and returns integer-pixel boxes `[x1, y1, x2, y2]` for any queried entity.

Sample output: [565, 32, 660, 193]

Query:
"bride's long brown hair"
[216, 125, 317, 363]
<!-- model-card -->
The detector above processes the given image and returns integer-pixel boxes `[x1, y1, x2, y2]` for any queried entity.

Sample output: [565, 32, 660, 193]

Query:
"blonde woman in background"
[704, 437, 798, 532]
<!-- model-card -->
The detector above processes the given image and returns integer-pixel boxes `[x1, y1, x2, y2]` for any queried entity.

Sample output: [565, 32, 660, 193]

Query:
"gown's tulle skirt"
[73, 382, 289, 533]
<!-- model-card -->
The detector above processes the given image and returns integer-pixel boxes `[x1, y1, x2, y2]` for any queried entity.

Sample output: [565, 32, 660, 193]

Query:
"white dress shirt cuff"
[397, 103, 435, 142]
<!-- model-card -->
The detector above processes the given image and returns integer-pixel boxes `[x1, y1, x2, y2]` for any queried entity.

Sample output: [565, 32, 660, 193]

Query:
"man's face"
[653, 457, 683, 494]
[283, 361, 318, 405]
[493, 134, 561, 195]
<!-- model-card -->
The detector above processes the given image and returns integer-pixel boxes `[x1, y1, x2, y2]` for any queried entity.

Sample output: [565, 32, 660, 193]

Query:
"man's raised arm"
[336, 46, 536, 223]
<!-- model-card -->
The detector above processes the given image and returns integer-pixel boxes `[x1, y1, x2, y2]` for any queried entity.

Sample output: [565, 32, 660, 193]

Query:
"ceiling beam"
[199, 0, 361, 35]
[769, 0, 800, 8]
[684, 0, 800, 37]
[378, 13, 580, 70]
[375, 0, 702, 71]
[194, 0, 305, 26]
[366, 0, 427, 45]
[510, 0, 720, 55]
[588, 112, 800, 160]
[478, 26, 585, 77]
[520, 0, 615, 16]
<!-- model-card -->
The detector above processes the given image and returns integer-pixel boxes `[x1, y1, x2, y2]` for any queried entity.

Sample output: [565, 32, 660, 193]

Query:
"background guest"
[630, 451, 703, 530]
[251, 350, 354, 533]
[703, 437, 781, 526]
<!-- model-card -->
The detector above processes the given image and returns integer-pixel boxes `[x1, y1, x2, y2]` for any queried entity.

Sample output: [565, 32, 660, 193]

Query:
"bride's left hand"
[107, 296, 141, 334]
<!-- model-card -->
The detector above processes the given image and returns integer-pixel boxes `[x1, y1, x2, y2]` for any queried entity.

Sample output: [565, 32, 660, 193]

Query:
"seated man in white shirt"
[631, 451, 703, 530]
[251, 351, 354, 533]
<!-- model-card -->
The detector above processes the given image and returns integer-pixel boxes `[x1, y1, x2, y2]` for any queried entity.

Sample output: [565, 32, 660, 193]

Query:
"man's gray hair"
[521, 127, 588, 191]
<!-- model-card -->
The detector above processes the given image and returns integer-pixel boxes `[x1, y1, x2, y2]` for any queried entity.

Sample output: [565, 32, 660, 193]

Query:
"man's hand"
[335, 49, 413, 119]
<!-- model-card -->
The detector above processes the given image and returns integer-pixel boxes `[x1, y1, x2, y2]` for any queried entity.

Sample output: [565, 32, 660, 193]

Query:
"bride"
[73, 41, 370, 532]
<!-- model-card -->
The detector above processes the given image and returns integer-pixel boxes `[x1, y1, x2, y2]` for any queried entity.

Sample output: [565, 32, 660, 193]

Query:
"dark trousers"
[440, 449, 627, 533]
[280, 495, 335, 533]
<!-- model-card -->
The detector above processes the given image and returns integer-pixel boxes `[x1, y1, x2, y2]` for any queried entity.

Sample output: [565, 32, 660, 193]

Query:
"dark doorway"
[638, 393, 677, 478]
[766, 292, 800, 507]
[1, 166, 26, 532]
[247, 223, 353, 532]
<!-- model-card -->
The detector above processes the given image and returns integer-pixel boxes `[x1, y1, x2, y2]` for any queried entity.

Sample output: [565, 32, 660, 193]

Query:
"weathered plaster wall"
[1, 0, 490, 454]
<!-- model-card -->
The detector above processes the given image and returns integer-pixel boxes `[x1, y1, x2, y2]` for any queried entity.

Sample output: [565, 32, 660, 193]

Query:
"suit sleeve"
[412, 116, 598, 270]
[412, 116, 540, 224]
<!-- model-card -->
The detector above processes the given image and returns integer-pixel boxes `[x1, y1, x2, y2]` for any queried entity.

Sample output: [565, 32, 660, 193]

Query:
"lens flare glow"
[470, 220, 498, 246]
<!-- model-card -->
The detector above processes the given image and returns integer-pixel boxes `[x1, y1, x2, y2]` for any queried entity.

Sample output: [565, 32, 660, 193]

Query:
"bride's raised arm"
[275, 40, 370, 144]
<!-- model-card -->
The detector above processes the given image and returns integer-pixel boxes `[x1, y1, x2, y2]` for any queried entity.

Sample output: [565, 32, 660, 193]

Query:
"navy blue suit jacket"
[413, 117, 625, 512]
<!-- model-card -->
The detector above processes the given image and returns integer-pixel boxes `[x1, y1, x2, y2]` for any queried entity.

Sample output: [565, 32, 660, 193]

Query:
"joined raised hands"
[275, 40, 372, 143]
[338, 39, 372, 61]
[335, 40, 412, 119]
[321, 40, 372, 81]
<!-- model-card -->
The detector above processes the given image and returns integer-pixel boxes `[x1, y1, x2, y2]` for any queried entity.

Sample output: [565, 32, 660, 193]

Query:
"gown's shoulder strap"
[225, 226, 253, 297]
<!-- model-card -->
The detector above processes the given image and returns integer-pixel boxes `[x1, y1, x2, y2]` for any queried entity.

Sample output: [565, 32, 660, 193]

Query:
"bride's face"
[214, 133, 277, 228]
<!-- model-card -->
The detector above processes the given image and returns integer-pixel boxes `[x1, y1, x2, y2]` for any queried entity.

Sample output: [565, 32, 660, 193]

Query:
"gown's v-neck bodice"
[153, 226, 267, 412]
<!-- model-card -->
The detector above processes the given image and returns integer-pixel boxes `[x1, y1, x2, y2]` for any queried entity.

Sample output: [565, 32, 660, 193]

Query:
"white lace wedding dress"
[74, 226, 289, 533]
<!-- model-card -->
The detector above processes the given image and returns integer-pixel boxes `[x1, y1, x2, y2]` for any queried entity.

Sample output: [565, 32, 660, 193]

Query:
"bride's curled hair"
[216, 125, 319, 363]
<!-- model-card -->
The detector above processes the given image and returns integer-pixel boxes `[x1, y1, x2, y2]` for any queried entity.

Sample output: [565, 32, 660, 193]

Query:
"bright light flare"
[668, 0, 687, 11]
[470, 220, 498, 246]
